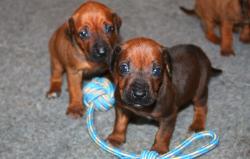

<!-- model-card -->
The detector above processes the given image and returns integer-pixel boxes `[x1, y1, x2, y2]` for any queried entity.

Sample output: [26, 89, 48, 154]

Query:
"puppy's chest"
[129, 107, 164, 121]
[81, 63, 108, 78]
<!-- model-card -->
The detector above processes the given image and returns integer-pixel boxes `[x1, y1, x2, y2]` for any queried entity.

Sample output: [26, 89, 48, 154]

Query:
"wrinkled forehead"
[121, 43, 163, 68]
[73, 7, 113, 29]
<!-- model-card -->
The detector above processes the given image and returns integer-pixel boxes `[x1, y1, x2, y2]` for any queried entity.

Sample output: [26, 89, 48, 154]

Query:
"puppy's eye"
[104, 24, 114, 33]
[119, 63, 129, 75]
[152, 66, 161, 77]
[79, 28, 89, 40]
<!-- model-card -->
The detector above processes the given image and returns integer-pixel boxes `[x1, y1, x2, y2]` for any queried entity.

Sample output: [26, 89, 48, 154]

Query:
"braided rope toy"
[83, 77, 219, 159]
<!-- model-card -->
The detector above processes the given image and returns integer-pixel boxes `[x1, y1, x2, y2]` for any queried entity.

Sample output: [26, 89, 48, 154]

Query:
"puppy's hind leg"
[203, 19, 221, 44]
[189, 88, 208, 132]
[240, 24, 250, 43]
[220, 21, 235, 56]
[47, 34, 65, 99]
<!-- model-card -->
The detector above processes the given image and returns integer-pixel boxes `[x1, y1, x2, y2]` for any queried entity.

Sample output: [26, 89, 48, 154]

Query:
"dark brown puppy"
[180, 0, 250, 56]
[107, 37, 221, 154]
[47, 1, 122, 118]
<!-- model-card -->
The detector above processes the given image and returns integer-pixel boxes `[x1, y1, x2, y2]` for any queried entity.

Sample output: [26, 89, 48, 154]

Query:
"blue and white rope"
[83, 77, 219, 159]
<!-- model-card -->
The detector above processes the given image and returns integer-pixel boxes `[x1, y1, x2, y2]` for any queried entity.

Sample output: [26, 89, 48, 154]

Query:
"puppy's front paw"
[46, 91, 61, 99]
[46, 82, 62, 99]
[188, 123, 205, 132]
[151, 144, 169, 154]
[66, 104, 85, 119]
[106, 133, 125, 147]
[220, 49, 235, 56]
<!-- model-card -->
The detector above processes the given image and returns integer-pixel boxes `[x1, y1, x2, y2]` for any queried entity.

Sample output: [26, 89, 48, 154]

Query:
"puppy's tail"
[211, 67, 223, 77]
[179, 6, 196, 16]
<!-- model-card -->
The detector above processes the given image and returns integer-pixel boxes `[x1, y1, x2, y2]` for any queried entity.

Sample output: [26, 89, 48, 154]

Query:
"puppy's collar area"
[121, 99, 155, 109]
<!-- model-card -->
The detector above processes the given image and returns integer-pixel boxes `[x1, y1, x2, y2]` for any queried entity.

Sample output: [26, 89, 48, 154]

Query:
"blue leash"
[83, 77, 219, 159]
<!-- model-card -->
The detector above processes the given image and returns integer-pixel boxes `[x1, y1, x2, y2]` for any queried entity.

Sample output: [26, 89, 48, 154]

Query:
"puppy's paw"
[46, 82, 62, 99]
[220, 49, 235, 56]
[207, 35, 221, 45]
[240, 36, 250, 43]
[188, 123, 205, 132]
[151, 144, 169, 154]
[66, 104, 85, 119]
[210, 38, 221, 45]
[46, 91, 61, 99]
[106, 133, 125, 147]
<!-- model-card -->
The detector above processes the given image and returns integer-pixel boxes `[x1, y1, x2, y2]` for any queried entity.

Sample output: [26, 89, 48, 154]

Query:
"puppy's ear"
[110, 46, 122, 72]
[68, 17, 77, 35]
[65, 17, 77, 44]
[112, 13, 122, 33]
[162, 47, 172, 79]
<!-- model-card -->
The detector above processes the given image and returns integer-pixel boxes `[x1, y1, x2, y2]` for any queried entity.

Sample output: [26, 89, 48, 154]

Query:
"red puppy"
[180, 0, 250, 56]
[47, 1, 122, 118]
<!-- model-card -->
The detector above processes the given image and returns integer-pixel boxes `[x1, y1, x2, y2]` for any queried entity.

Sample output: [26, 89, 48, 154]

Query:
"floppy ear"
[110, 46, 122, 72]
[112, 13, 122, 33]
[65, 17, 77, 44]
[68, 17, 77, 35]
[162, 47, 172, 79]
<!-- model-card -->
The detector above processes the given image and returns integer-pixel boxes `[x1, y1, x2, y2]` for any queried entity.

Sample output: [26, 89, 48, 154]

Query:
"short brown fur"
[107, 37, 222, 154]
[47, 1, 122, 118]
[180, 0, 250, 56]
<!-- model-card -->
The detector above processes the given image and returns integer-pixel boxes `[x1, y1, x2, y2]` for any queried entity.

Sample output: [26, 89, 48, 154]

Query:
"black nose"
[132, 89, 146, 98]
[97, 47, 107, 56]
[93, 42, 108, 59]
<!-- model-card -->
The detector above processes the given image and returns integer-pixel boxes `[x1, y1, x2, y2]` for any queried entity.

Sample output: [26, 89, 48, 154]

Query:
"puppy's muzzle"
[92, 42, 110, 61]
[132, 86, 147, 99]
[125, 80, 154, 108]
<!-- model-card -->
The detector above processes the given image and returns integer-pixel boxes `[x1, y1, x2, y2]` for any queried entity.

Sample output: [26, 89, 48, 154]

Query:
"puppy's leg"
[151, 111, 177, 154]
[204, 20, 221, 44]
[66, 68, 84, 118]
[47, 36, 64, 99]
[240, 24, 250, 43]
[107, 106, 130, 147]
[220, 21, 235, 56]
[189, 88, 208, 132]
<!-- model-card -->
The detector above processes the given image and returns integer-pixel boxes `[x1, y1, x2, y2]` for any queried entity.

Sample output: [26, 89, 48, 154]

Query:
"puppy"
[47, 1, 122, 118]
[180, 0, 250, 56]
[107, 37, 222, 154]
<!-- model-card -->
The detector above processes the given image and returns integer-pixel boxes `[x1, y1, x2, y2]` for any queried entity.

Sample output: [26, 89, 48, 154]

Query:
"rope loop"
[141, 150, 160, 159]
[83, 77, 219, 159]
